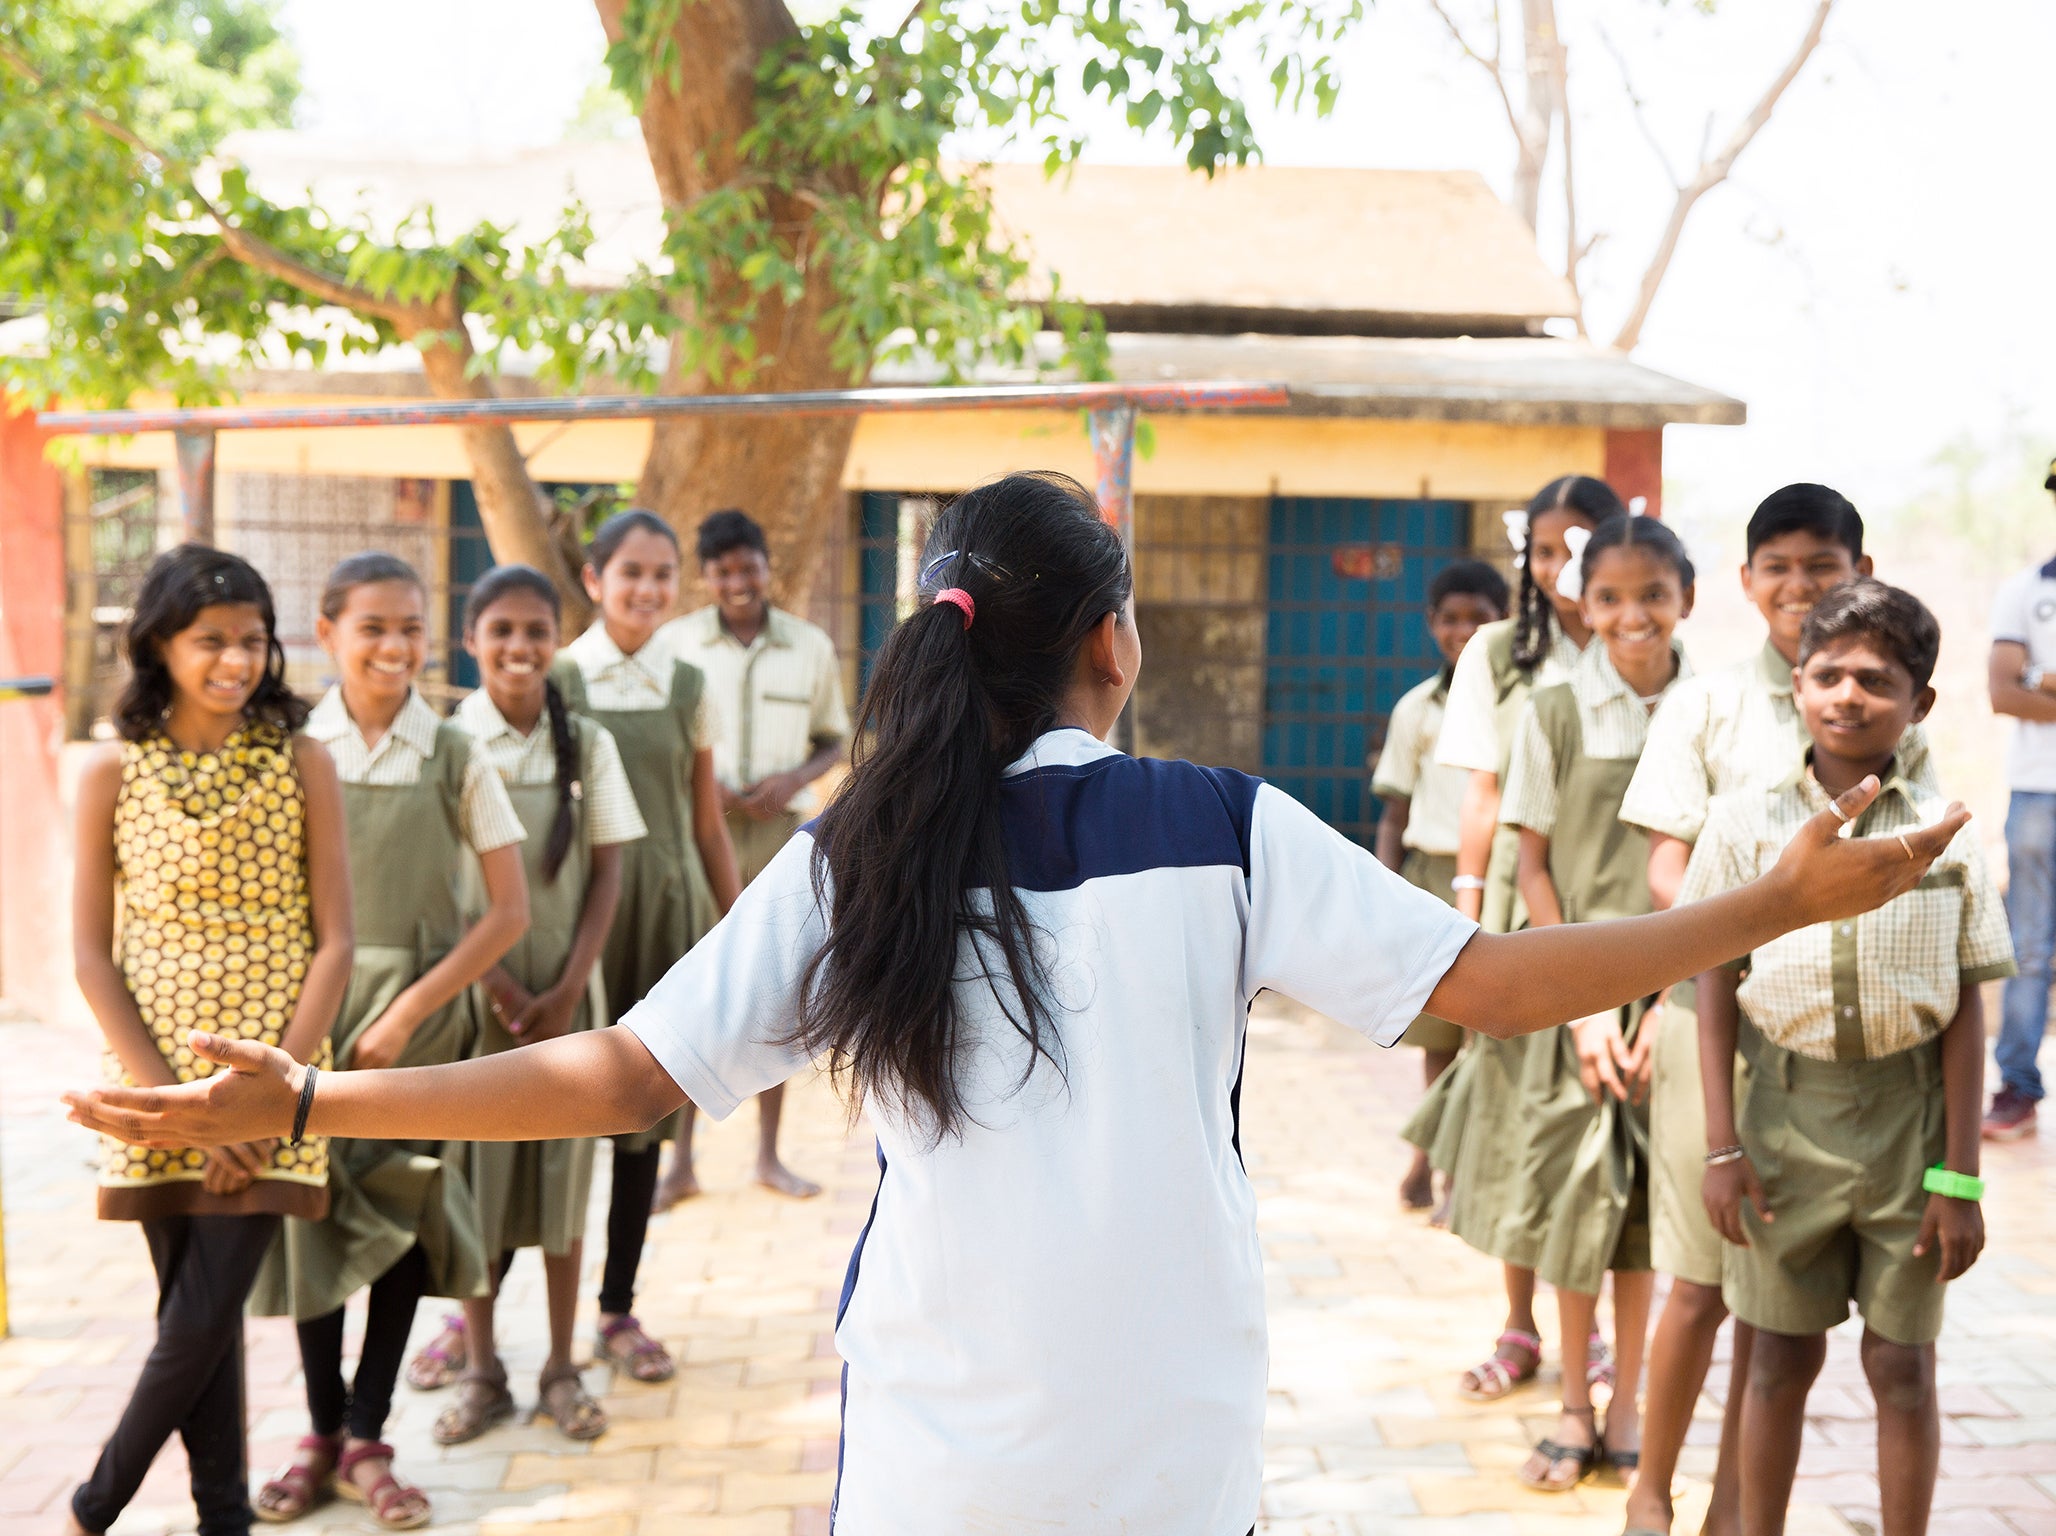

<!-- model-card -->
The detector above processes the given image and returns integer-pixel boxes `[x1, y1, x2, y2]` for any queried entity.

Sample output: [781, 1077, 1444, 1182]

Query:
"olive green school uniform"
[456, 695, 646, 1259]
[1496, 648, 1683, 1296]
[554, 657, 719, 1152]
[253, 700, 507, 1321]
[1402, 620, 1579, 1265]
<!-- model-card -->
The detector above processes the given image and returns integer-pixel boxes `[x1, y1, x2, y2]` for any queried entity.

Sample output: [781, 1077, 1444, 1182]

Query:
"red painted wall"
[0, 408, 78, 1023]
[1604, 427, 1665, 518]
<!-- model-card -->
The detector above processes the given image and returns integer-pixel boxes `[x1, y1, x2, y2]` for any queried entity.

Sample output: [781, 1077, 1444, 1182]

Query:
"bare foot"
[756, 1159, 822, 1199]
[1398, 1152, 1434, 1211]
[650, 1164, 700, 1213]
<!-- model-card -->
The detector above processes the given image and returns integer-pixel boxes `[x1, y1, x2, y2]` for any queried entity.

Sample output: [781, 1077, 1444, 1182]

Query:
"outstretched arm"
[1426, 776, 1969, 1038]
[65, 1022, 685, 1152]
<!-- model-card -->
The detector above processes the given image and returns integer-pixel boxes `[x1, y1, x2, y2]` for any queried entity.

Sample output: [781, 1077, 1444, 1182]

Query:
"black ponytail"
[790, 471, 1133, 1142]
[465, 564, 579, 883]
[1510, 474, 1627, 672]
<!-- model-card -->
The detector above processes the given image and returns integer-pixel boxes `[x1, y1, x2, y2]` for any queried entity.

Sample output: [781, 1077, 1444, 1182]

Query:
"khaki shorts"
[1649, 987, 1727, 1288]
[1398, 851, 1464, 1054]
[1726, 1025, 1947, 1346]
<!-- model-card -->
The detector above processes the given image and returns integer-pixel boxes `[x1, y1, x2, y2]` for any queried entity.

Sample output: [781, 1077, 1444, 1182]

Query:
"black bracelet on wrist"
[289, 1063, 319, 1147]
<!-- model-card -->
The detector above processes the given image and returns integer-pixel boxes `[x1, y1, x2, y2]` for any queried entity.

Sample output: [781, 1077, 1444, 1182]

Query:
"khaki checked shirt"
[1500, 640, 1690, 837]
[1679, 765, 2015, 1062]
[663, 606, 851, 814]
[453, 690, 648, 848]
[1370, 673, 1463, 856]
[1435, 621, 1584, 774]
[306, 688, 525, 854]
[1622, 639, 1938, 845]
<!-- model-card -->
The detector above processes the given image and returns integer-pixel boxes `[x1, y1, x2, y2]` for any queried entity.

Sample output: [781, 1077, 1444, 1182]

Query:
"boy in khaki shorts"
[1685, 579, 2012, 1536]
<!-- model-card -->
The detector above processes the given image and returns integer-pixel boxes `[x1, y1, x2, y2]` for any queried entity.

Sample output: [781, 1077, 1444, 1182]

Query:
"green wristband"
[1922, 1164, 1984, 1202]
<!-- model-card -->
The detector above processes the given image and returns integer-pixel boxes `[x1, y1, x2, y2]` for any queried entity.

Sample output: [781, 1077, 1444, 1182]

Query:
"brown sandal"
[255, 1432, 340, 1522]
[404, 1314, 467, 1391]
[532, 1362, 610, 1441]
[597, 1314, 675, 1383]
[431, 1370, 516, 1446]
[334, 1441, 431, 1531]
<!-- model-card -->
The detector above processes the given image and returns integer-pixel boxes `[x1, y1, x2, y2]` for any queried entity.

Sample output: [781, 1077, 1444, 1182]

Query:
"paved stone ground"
[3, 997, 2052, 1536]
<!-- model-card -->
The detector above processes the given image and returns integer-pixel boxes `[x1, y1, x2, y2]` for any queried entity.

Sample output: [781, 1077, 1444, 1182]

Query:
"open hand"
[1913, 1192, 1984, 1281]
[349, 1004, 420, 1072]
[1770, 777, 1970, 927]
[1703, 1154, 1771, 1246]
[65, 1032, 299, 1150]
[1571, 1013, 1630, 1104]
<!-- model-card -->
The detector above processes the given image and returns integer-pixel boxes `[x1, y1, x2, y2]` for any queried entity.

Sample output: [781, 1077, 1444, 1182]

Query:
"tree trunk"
[1510, 0, 1561, 231]
[595, 0, 866, 612]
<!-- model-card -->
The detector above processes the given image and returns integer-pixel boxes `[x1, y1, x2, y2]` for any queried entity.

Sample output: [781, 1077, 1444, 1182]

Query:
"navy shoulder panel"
[998, 756, 1260, 894]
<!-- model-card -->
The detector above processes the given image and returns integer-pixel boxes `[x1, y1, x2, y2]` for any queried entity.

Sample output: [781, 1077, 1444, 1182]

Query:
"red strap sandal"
[334, 1441, 431, 1531]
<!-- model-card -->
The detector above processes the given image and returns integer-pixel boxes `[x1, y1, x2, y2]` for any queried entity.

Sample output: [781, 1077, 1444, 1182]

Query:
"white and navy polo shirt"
[623, 728, 1477, 1536]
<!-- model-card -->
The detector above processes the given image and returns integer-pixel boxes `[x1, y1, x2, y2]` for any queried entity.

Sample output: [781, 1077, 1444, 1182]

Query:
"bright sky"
[278, 0, 2056, 532]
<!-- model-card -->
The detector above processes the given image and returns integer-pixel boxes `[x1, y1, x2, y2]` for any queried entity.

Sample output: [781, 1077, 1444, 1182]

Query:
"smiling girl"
[437, 565, 647, 1445]
[552, 511, 741, 1386]
[66, 546, 353, 1536]
[249, 553, 529, 1530]
[1406, 473, 1623, 1405]
[1497, 512, 1696, 1491]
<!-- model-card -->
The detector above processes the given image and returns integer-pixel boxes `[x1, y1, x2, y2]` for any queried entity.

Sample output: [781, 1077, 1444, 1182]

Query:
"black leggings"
[74, 1213, 280, 1536]
[598, 1139, 664, 1315]
[294, 1243, 430, 1443]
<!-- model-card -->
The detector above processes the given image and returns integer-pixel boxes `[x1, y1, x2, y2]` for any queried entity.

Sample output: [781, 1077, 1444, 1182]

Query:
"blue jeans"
[2000, 791, 2056, 1101]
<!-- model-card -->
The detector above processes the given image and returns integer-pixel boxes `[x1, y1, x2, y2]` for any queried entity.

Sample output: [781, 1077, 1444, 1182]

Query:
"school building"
[0, 147, 1741, 1016]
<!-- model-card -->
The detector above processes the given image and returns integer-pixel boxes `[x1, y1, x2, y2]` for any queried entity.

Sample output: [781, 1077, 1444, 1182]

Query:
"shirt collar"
[1568, 638, 1690, 711]
[1757, 638, 1797, 697]
[308, 686, 441, 757]
[706, 604, 793, 650]
[454, 688, 535, 745]
[1779, 750, 1921, 810]
[570, 621, 669, 681]
[1002, 727, 1122, 778]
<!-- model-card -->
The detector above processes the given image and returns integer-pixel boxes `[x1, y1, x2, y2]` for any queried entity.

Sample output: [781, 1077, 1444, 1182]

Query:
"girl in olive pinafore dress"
[1495, 514, 1696, 1493]
[1401, 475, 1618, 1405]
[251, 555, 530, 1531]
[554, 510, 743, 1386]
[435, 565, 648, 1446]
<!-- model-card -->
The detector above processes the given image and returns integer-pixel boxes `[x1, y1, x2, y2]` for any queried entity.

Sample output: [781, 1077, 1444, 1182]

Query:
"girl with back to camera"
[65, 546, 354, 1536]
[71, 472, 1965, 1536]
[1497, 513, 1696, 1489]
[249, 554, 529, 1530]
[1406, 473, 1623, 1404]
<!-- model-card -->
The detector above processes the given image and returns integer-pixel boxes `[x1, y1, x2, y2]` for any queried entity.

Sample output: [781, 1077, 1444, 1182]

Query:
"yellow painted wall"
[77, 397, 1604, 503]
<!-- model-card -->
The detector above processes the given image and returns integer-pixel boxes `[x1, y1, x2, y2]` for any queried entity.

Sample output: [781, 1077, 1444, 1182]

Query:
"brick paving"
[2, 997, 2052, 1536]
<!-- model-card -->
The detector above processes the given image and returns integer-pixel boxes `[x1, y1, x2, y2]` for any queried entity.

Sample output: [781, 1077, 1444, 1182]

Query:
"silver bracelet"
[1704, 1144, 1747, 1166]
[1450, 875, 1487, 892]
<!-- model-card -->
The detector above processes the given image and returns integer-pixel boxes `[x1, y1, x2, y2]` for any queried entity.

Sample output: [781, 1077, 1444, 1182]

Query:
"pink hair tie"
[934, 588, 974, 629]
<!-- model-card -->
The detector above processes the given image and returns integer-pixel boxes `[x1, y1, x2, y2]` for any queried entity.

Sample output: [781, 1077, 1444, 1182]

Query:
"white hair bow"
[1556, 524, 1594, 601]
[1503, 510, 1528, 566]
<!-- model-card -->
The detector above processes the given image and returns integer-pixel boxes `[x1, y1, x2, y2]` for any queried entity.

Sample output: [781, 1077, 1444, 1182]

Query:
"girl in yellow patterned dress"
[67, 546, 354, 1536]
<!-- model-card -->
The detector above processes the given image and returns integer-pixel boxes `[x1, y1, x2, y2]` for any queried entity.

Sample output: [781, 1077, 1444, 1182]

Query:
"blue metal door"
[1263, 497, 1472, 846]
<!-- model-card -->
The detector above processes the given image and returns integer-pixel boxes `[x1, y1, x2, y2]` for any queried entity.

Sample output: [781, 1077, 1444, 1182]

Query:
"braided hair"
[465, 564, 582, 883]
[1509, 475, 1627, 672]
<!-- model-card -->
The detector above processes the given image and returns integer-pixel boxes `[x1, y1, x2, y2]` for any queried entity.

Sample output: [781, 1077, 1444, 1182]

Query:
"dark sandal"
[1521, 1410, 1600, 1493]
[597, 1314, 676, 1384]
[334, 1441, 430, 1531]
[255, 1432, 340, 1522]
[431, 1371, 515, 1446]
[404, 1314, 466, 1391]
[1461, 1329, 1542, 1401]
[533, 1362, 610, 1441]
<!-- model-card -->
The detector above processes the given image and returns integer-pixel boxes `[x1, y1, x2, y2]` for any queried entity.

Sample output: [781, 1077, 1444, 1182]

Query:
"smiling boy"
[1685, 579, 2012, 1536]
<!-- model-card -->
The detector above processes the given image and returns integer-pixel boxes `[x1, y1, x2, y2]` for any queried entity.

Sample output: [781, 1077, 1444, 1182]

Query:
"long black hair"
[791, 471, 1133, 1141]
[465, 564, 581, 883]
[1511, 474, 1627, 671]
[116, 544, 307, 741]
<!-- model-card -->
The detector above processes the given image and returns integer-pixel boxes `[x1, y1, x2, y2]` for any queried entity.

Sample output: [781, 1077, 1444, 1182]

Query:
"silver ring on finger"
[1896, 832, 1915, 861]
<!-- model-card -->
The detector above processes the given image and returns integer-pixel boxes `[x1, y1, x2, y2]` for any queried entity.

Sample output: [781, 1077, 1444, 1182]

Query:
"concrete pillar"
[1603, 427, 1665, 517]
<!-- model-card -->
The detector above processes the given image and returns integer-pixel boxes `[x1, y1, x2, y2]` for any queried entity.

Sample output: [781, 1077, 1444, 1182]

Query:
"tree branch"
[0, 34, 439, 332]
[1595, 21, 1680, 190]
[1611, 0, 1836, 353]
[1425, 0, 1523, 148]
